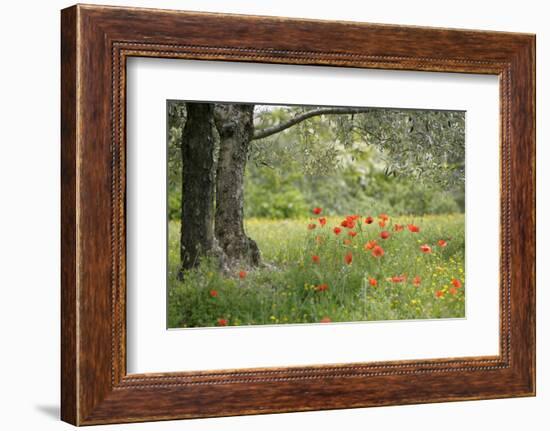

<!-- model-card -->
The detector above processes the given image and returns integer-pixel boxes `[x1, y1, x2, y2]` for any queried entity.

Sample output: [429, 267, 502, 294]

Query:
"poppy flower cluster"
[341, 216, 359, 229]
[305, 207, 464, 310]
[362, 239, 385, 257]
[434, 278, 463, 299]
[419, 237, 450, 255]
[364, 240, 377, 250]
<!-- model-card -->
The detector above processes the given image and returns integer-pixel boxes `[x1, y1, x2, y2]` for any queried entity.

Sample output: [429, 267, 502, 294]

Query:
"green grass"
[168, 214, 465, 328]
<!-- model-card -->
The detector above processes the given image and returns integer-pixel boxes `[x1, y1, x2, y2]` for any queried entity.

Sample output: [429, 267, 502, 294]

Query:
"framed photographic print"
[61, 4, 535, 425]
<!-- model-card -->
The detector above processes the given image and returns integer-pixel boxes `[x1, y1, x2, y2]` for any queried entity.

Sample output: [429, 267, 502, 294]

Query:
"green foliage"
[167, 102, 465, 221]
[358, 172, 460, 215]
[168, 214, 465, 328]
[351, 109, 465, 189]
[244, 167, 308, 219]
[167, 101, 186, 220]
[243, 105, 464, 220]
[167, 190, 182, 221]
[251, 106, 465, 189]
[244, 146, 461, 219]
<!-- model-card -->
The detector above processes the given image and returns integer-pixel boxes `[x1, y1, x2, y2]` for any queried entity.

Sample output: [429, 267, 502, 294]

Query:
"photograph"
[167, 101, 466, 328]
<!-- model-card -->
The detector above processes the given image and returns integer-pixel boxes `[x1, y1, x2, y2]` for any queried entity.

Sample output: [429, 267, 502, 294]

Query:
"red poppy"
[312, 255, 320, 264]
[380, 231, 391, 240]
[438, 239, 447, 247]
[342, 218, 356, 229]
[364, 240, 377, 250]
[435, 290, 445, 298]
[343, 238, 352, 246]
[344, 252, 353, 265]
[217, 318, 228, 326]
[348, 230, 357, 237]
[239, 270, 247, 279]
[320, 316, 332, 323]
[449, 287, 458, 295]
[378, 213, 390, 221]
[394, 224, 404, 232]
[313, 207, 322, 215]
[365, 216, 374, 224]
[315, 283, 329, 292]
[307, 223, 316, 230]
[420, 244, 432, 254]
[209, 289, 218, 298]
[389, 275, 406, 283]
[369, 277, 377, 287]
[413, 276, 421, 286]
[452, 278, 462, 288]
[319, 217, 327, 226]
[408, 224, 420, 233]
[378, 220, 386, 228]
[333, 227, 342, 235]
[371, 245, 385, 257]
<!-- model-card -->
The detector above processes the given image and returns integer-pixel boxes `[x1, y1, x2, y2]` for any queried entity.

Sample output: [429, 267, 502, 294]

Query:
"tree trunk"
[179, 103, 216, 272]
[214, 104, 261, 267]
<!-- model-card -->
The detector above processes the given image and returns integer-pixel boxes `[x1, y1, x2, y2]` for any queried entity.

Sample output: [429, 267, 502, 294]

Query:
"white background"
[0, 0, 547, 430]
[127, 59, 499, 373]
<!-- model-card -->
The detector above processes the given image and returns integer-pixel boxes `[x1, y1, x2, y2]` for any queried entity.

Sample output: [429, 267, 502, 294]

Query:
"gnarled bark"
[179, 103, 217, 273]
[214, 104, 261, 267]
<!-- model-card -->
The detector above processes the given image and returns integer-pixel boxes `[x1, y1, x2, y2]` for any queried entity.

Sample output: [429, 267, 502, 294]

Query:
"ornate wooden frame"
[61, 4, 535, 425]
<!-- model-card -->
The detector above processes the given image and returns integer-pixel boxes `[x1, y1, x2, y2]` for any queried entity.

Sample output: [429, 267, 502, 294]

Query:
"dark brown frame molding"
[61, 4, 536, 425]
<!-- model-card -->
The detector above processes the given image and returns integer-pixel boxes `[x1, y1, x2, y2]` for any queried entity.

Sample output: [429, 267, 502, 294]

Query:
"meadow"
[167, 211, 465, 328]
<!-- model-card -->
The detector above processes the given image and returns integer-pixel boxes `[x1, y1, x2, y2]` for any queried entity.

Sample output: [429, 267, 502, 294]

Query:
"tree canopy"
[250, 105, 464, 188]
[167, 102, 465, 221]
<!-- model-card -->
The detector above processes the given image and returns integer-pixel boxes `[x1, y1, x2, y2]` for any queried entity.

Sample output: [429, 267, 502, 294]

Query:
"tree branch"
[252, 107, 372, 141]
